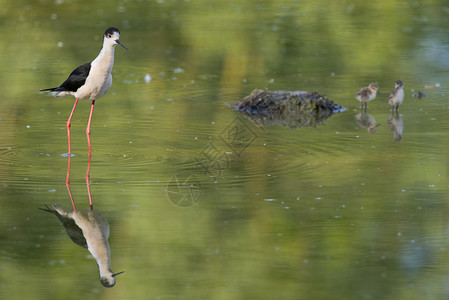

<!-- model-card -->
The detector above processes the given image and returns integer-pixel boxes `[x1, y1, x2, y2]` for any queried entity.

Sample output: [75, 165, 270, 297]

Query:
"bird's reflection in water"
[355, 112, 379, 133]
[388, 111, 403, 142]
[40, 155, 123, 287]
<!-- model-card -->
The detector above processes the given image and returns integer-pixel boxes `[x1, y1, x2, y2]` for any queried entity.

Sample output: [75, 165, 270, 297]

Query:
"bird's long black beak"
[116, 40, 128, 50]
[112, 271, 125, 277]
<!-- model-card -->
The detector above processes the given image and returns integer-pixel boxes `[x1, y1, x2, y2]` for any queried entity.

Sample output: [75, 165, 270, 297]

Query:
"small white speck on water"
[397, 232, 402, 237]
[57, 41, 63, 47]
[360, 206, 364, 210]
[144, 74, 152, 83]
[264, 199, 276, 202]
[48, 189, 56, 192]
[129, 141, 133, 144]
[51, 13, 57, 20]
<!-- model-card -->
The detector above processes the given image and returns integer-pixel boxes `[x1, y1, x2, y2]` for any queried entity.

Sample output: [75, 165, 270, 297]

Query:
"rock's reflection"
[40, 156, 123, 287]
[388, 112, 403, 142]
[355, 112, 378, 133]
[238, 110, 337, 128]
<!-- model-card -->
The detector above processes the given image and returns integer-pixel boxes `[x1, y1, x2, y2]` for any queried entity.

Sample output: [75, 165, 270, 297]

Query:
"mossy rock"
[233, 89, 344, 114]
[231, 89, 345, 128]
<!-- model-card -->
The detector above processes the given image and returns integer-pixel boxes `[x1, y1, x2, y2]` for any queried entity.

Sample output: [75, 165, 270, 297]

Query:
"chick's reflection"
[355, 112, 378, 133]
[388, 112, 403, 142]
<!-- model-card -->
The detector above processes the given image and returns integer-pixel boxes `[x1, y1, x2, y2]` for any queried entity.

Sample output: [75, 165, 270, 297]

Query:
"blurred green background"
[1, 0, 449, 299]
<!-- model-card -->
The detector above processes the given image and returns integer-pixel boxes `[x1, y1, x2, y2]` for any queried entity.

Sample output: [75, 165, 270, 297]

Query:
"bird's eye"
[108, 34, 112, 38]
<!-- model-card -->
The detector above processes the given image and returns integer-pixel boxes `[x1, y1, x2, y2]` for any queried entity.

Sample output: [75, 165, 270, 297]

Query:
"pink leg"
[86, 100, 95, 157]
[67, 98, 79, 156]
[85, 100, 95, 209]
[86, 153, 93, 209]
[66, 155, 77, 212]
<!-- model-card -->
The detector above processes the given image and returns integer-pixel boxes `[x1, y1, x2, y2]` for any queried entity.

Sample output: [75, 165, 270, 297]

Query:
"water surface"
[2, 1, 449, 299]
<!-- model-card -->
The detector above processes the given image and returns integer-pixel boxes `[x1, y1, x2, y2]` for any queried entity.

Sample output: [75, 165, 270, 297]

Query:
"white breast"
[75, 50, 114, 100]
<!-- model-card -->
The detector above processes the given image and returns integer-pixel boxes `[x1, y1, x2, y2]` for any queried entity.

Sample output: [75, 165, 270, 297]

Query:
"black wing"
[39, 205, 88, 249]
[41, 62, 91, 92]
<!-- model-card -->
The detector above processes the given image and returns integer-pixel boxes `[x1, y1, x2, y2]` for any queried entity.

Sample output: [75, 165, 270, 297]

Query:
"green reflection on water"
[1, 0, 449, 299]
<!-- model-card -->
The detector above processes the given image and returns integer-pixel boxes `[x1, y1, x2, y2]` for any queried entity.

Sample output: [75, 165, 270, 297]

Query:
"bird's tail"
[40, 87, 58, 92]
[38, 204, 55, 213]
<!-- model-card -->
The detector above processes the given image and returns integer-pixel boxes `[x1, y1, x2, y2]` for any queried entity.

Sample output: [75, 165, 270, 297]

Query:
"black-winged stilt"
[41, 27, 128, 157]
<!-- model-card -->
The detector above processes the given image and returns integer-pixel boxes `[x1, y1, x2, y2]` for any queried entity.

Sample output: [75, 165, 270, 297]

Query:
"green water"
[2, 0, 449, 299]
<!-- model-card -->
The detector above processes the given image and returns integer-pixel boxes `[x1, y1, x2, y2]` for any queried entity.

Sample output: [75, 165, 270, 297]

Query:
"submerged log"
[231, 89, 345, 128]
